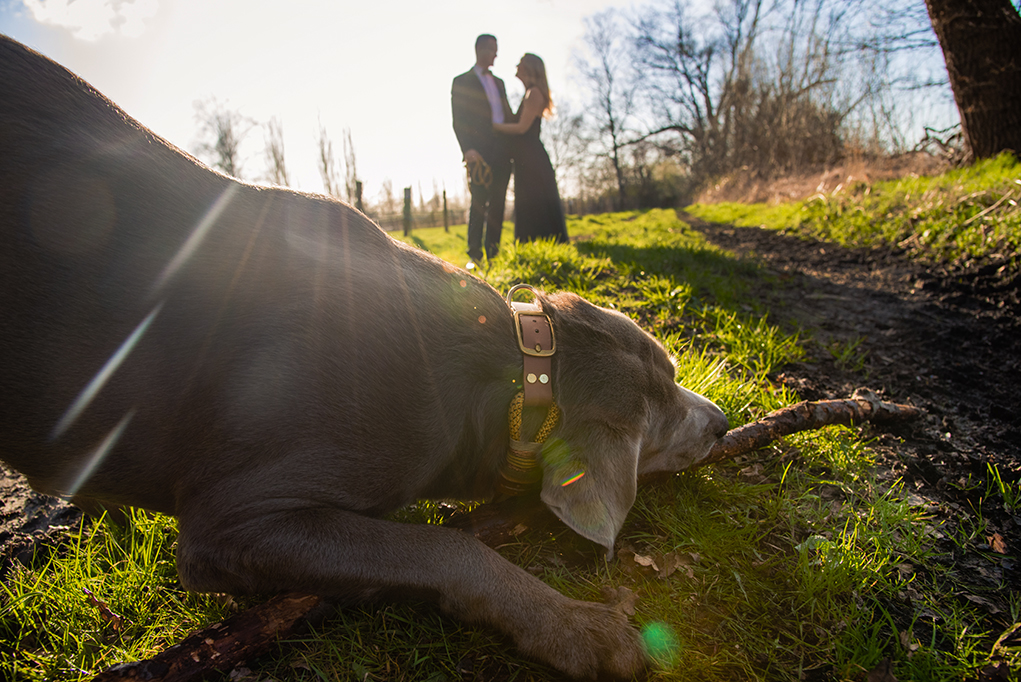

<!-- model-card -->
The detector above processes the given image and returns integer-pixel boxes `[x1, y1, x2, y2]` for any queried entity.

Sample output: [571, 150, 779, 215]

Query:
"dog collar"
[496, 284, 560, 500]
[507, 284, 555, 407]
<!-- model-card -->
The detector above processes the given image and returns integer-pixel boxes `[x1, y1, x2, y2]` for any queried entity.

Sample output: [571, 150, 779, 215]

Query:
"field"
[2, 171, 1019, 681]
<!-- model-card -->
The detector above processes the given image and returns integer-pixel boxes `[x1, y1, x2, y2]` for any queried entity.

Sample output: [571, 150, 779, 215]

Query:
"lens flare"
[152, 183, 237, 294]
[641, 621, 679, 664]
[51, 303, 162, 440]
[64, 409, 135, 498]
[560, 471, 585, 487]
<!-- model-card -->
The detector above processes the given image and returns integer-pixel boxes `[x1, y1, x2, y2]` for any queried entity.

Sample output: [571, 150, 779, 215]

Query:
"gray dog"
[0, 36, 728, 679]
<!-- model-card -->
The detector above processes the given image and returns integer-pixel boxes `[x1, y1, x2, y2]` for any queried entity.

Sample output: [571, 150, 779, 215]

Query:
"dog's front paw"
[520, 598, 650, 680]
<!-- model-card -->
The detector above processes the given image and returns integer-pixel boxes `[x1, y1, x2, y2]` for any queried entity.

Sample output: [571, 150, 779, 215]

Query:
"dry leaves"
[988, 532, 1007, 554]
[618, 547, 700, 581]
[83, 587, 125, 631]
[898, 629, 920, 658]
[866, 657, 898, 682]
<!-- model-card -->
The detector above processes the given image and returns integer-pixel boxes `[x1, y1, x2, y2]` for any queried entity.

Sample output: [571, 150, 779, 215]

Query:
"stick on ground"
[91, 593, 323, 682]
[697, 388, 921, 466]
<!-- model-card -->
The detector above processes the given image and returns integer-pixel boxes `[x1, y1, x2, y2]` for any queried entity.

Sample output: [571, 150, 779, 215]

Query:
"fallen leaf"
[977, 661, 1012, 682]
[83, 588, 124, 632]
[634, 554, 659, 571]
[509, 523, 528, 538]
[657, 551, 696, 580]
[898, 629, 919, 658]
[739, 463, 768, 483]
[988, 533, 1007, 554]
[228, 667, 256, 681]
[866, 657, 898, 682]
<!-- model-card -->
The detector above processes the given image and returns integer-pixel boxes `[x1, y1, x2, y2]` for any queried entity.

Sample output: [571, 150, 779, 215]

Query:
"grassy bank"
[2, 210, 1013, 680]
[687, 153, 1021, 271]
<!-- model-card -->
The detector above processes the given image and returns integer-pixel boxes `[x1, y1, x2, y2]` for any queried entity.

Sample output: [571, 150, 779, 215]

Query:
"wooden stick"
[447, 389, 922, 545]
[697, 388, 921, 466]
[92, 390, 920, 681]
[92, 593, 323, 682]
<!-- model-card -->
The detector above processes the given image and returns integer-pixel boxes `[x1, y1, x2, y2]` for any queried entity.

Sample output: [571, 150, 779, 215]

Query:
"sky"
[0, 0, 624, 206]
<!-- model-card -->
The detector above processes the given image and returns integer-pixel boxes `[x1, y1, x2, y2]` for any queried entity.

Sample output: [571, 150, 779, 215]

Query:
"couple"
[451, 34, 568, 266]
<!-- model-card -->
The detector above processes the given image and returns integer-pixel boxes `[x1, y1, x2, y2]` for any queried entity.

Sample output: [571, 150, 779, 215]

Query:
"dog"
[0, 36, 728, 679]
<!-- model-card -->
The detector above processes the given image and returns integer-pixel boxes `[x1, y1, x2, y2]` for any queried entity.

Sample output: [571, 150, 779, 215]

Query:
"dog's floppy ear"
[539, 424, 641, 557]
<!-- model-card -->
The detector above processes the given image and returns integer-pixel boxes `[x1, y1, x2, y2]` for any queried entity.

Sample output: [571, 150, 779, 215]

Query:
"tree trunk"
[924, 0, 1021, 160]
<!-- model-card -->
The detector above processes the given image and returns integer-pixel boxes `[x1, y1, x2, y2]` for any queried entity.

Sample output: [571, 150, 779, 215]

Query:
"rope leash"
[497, 391, 560, 499]
[466, 157, 493, 189]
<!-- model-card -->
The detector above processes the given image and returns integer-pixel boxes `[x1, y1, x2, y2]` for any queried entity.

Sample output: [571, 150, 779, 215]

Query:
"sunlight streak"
[64, 409, 135, 498]
[51, 304, 162, 440]
[152, 183, 238, 294]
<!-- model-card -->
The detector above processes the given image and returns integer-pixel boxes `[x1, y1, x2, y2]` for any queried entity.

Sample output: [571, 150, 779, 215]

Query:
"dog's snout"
[677, 385, 729, 440]
[709, 406, 729, 440]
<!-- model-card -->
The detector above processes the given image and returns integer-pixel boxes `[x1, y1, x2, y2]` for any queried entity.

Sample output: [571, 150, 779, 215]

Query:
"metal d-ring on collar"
[506, 283, 556, 407]
[496, 285, 560, 500]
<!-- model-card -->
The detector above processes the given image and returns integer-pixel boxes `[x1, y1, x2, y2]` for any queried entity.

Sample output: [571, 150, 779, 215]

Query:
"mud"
[682, 210, 1020, 633]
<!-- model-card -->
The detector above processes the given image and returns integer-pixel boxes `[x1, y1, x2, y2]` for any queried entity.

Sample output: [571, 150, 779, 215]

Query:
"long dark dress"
[511, 110, 569, 244]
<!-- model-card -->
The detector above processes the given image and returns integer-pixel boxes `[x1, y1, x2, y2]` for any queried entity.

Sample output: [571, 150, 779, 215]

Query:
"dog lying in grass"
[0, 36, 728, 679]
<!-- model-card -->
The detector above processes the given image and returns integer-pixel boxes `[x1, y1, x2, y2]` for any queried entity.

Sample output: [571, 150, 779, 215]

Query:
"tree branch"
[92, 593, 324, 682]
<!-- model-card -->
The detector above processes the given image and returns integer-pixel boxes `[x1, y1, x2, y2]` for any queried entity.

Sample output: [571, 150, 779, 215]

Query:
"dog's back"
[0, 35, 516, 515]
[1, 37, 729, 679]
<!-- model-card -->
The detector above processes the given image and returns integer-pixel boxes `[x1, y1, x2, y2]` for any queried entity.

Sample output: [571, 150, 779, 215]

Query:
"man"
[451, 34, 514, 266]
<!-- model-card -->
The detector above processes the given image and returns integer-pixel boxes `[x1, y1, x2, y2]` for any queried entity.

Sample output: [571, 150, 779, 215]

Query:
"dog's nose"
[709, 407, 729, 440]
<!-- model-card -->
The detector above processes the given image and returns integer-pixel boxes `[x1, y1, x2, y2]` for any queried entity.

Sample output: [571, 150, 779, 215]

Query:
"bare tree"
[540, 100, 586, 193]
[924, 0, 1021, 160]
[628, 0, 896, 181]
[378, 178, 397, 216]
[577, 9, 639, 209]
[342, 128, 360, 204]
[316, 118, 342, 198]
[194, 99, 254, 179]
[263, 117, 290, 187]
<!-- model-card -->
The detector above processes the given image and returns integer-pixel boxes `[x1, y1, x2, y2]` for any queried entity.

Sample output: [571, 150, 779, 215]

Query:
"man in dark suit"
[451, 34, 514, 266]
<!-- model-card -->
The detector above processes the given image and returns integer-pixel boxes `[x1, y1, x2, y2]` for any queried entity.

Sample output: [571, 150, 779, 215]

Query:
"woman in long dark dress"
[493, 53, 569, 244]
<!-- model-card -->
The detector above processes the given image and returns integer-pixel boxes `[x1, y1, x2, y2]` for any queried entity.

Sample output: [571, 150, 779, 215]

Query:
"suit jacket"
[451, 67, 514, 166]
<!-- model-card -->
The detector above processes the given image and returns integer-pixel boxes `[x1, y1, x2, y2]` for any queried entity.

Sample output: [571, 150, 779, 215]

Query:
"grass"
[2, 209, 1014, 680]
[688, 152, 1021, 270]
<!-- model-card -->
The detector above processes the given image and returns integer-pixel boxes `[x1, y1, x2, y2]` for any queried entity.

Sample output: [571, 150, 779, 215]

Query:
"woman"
[493, 53, 569, 244]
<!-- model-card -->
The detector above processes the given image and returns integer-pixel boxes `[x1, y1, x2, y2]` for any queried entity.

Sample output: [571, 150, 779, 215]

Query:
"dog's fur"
[0, 36, 728, 679]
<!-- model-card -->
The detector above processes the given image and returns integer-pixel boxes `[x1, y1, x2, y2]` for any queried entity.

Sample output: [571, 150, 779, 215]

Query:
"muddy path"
[682, 211, 1021, 630]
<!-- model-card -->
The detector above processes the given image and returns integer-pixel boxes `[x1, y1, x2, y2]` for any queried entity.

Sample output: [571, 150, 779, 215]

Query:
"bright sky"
[1, 0, 623, 205]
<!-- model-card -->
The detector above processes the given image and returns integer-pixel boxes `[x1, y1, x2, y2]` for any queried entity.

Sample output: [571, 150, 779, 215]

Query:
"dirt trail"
[682, 210, 1020, 625]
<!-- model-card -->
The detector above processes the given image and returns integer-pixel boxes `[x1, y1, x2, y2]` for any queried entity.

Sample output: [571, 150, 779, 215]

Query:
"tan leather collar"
[495, 285, 559, 500]
[507, 284, 555, 407]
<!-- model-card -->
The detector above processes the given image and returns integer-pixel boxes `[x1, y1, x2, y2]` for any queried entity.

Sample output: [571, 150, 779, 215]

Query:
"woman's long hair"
[521, 53, 553, 118]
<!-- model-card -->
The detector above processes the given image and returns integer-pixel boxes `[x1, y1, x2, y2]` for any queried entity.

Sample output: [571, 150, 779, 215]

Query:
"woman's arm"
[493, 88, 544, 135]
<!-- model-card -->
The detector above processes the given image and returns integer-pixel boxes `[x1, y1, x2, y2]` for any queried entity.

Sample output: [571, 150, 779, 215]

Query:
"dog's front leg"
[175, 505, 647, 680]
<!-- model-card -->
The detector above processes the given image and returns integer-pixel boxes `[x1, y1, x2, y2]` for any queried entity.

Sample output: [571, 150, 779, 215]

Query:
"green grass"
[2, 209, 1013, 681]
[688, 152, 1021, 269]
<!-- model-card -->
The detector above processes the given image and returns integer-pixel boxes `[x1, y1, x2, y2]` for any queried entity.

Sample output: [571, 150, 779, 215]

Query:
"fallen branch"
[93, 390, 919, 681]
[92, 592, 323, 682]
[697, 388, 921, 466]
[447, 389, 922, 546]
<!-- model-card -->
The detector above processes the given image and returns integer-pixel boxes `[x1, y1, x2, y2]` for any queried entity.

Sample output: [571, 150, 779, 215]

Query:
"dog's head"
[535, 292, 728, 554]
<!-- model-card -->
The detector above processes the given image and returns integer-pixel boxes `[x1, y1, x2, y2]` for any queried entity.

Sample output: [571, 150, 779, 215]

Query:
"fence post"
[403, 187, 412, 236]
[443, 190, 449, 232]
[355, 181, 364, 213]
